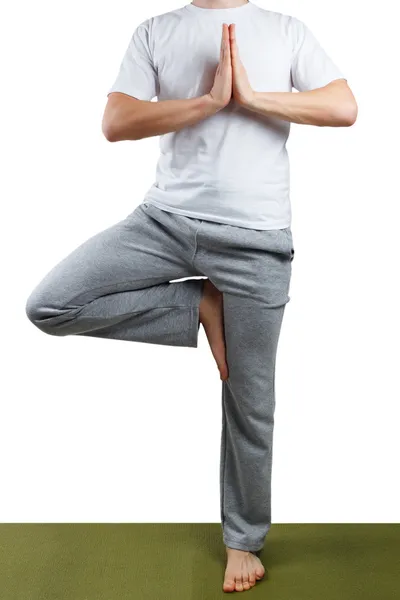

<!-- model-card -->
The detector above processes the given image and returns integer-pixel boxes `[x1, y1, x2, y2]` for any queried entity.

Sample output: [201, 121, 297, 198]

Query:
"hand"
[207, 23, 233, 111]
[229, 23, 255, 108]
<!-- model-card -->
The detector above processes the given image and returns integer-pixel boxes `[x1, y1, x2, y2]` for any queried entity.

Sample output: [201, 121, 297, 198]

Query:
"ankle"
[226, 546, 250, 556]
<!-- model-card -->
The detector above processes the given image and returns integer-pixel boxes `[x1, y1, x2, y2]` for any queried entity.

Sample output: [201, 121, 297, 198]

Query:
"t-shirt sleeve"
[107, 21, 159, 100]
[290, 17, 346, 92]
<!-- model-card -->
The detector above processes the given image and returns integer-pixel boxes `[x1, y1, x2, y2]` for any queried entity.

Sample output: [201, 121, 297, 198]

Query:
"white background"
[1, 0, 399, 522]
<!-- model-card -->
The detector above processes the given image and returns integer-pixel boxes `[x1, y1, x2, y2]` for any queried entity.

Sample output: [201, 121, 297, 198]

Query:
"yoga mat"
[0, 524, 398, 599]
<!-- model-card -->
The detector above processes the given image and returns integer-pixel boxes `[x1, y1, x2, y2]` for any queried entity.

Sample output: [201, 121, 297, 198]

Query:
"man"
[25, 0, 357, 593]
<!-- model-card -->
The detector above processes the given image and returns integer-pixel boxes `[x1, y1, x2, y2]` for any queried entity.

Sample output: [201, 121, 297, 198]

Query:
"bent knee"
[25, 292, 70, 335]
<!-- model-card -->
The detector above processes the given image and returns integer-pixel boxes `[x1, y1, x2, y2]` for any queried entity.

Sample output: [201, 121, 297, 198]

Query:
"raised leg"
[25, 203, 204, 347]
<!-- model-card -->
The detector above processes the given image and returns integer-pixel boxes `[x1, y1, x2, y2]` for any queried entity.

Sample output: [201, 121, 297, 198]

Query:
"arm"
[244, 79, 358, 127]
[102, 93, 218, 142]
[230, 21, 358, 127]
[103, 23, 232, 142]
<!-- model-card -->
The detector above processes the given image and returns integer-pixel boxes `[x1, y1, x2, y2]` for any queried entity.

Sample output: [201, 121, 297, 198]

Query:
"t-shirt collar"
[184, 1, 254, 15]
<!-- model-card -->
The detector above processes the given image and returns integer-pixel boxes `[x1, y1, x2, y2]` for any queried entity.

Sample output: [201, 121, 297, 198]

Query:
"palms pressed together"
[209, 22, 255, 110]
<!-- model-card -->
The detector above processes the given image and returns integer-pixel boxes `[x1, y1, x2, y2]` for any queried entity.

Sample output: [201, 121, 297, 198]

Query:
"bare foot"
[223, 547, 266, 593]
[199, 279, 229, 381]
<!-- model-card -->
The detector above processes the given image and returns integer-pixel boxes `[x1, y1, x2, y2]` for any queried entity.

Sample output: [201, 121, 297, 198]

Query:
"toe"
[223, 576, 236, 592]
[255, 566, 265, 580]
[235, 577, 244, 592]
[220, 363, 229, 380]
[242, 572, 250, 590]
[248, 571, 256, 586]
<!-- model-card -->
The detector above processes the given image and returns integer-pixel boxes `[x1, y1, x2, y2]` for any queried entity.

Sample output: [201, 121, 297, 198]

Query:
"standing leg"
[194, 221, 294, 590]
[220, 296, 286, 551]
[25, 202, 204, 347]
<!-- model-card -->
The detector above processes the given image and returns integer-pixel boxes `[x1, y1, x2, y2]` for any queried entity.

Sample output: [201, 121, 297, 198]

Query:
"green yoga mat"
[0, 524, 398, 599]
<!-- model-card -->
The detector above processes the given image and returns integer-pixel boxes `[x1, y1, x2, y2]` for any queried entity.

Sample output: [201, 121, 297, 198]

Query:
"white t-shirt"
[108, 1, 346, 230]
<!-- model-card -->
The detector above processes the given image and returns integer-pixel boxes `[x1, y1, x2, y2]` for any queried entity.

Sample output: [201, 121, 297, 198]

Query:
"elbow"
[102, 127, 117, 143]
[102, 97, 123, 141]
[102, 118, 120, 143]
[102, 119, 141, 142]
[102, 95, 145, 141]
[335, 100, 358, 127]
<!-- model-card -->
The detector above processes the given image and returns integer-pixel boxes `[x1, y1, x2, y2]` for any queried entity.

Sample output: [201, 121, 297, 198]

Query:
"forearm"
[103, 94, 219, 142]
[245, 85, 356, 127]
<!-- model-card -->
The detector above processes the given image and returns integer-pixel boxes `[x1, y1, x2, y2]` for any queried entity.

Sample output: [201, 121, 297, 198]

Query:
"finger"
[224, 26, 231, 61]
[223, 24, 230, 57]
[220, 23, 226, 62]
[221, 24, 231, 64]
[229, 24, 237, 63]
[229, 23, 236, 45]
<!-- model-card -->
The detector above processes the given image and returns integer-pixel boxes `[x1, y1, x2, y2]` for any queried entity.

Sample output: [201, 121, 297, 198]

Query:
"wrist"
[242, 91, 260, 112]
[202, 93, 223, 116]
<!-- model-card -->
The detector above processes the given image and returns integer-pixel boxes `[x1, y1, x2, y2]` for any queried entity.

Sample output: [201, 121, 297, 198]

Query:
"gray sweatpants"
[25, 201, 294, 552]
